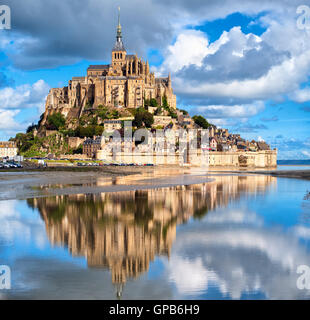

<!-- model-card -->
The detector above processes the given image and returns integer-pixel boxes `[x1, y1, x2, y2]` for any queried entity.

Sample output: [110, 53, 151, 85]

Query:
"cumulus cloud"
[291, 88, 310, 103]
[4, 0, 174, 70]
[1, 0, 303, 71]
[0, 80, 49, 137]
[0, 0, 309, 157]
[196, 101, 265, 119]
[156, 30, 209, 74]
[153, 5, 310, 121]
[176, 27, 290, 84]
[0, 109, 23, 131]
[192, 101, 265, 127]
[0, 80, 49, 110]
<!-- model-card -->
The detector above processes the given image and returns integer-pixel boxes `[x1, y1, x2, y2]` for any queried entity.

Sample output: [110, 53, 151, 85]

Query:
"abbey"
[43, 10, 176, 119]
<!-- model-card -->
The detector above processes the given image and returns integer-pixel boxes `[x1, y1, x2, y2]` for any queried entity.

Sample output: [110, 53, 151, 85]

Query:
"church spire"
[117, 6, 122, 40]
[113, 7, 125, 51]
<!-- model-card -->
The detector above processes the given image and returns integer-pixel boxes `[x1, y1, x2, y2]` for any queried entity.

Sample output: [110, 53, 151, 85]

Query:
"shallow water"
[277, 165, 310, 171]
[1, 174, 310, 300]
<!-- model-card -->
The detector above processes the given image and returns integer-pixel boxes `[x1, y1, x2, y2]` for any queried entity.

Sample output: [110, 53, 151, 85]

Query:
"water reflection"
[26, 175, 277, 296]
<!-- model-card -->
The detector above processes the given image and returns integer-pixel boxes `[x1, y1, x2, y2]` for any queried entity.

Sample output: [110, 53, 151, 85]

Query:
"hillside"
[10, 97, 206, 157]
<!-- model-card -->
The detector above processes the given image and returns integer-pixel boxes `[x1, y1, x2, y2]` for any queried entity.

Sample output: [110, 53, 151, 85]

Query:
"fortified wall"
[96, 150, 277, 168]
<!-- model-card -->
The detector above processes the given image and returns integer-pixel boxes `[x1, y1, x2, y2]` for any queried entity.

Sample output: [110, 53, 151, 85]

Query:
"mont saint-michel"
[41, 12, 176, 119]
[1, 1, 310, 303]
[5, 11, 277, 169]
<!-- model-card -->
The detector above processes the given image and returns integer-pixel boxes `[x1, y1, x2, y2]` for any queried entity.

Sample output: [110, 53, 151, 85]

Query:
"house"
[104, 119, 122, 133]
[257, 141, 270, 151]
[237, 144, 247, 151]
[221, 144, 230, 152]
[153, 116, 173, 127]
[209, 137, 217, 151]
[0, 141, 18, 158]
[83, 136, 105, 158]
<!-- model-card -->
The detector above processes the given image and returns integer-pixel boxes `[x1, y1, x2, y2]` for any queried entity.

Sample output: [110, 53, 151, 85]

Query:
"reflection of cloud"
[168, 257, 213, 294]
[0, 200, 46, 247]
[205, 209, 263, 226]
[167, 208, 310, 299]
[293, 226, 310, 239]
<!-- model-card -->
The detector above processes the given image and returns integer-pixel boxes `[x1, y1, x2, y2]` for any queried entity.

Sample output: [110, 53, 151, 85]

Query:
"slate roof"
[113, 39, 126, 51]
[88, 65, 110, 70]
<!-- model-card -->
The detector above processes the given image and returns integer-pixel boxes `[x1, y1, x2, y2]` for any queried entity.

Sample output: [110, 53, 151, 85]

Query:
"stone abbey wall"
[40, 17, 177, 128]
[96, 150, 278, 168]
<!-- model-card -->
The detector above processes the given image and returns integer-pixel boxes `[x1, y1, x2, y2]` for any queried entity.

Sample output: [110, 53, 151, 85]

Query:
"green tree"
[150, 98, 158, 108]
[192, 115, 210, 129]
[111, 110, 120, 119]
[95, 125, 104, 136]
[133, 110, 154, 128]
[168, 108, 177, 119]
[179, 109, 189, 115]
[162, 95, 169, 109]
[26, 123, 38, 133]
[144, 99, 150, 107]
[47, 112, 66, 130]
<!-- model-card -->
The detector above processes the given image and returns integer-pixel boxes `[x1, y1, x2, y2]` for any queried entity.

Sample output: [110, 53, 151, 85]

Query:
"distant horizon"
[278, 159, 310, 163]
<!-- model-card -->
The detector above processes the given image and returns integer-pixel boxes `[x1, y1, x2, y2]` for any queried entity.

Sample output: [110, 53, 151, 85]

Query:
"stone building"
[0, 141, 18, 158]
[83, 136, 104, 158]
[41, 10, 176, 126]
[103, 119, 122, 133]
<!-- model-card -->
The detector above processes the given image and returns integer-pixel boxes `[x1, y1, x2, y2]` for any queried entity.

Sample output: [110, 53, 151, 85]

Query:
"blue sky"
[0, 0, 310, 159]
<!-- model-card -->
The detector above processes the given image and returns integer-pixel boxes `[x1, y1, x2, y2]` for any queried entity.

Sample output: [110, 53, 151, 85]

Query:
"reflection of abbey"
[43, 10, 176, 115]
[28, 175, 276, 292]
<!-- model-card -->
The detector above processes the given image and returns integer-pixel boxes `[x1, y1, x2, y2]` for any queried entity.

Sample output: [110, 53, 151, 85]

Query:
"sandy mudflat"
[1, 166, 309, 201]
[0, 166, 214, 200]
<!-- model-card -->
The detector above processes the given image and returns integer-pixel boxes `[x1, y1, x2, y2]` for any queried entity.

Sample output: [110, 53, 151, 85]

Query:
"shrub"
[47, 112, 66, 130]
[192, 115, 210, 129]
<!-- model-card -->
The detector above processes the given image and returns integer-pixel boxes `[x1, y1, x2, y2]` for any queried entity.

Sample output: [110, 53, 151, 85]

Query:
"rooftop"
[88, 65, 110, 70]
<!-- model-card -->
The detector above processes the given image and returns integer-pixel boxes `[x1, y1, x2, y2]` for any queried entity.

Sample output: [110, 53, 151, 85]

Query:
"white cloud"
[290, 88, 310, 103]
[157, 9, 310, 114]
[155, 30, 210, 75]
[0, 80, 49, 110]
[168, 256, 212, 294]
[0, 80, 49, 136]
[174, 51, 310, 101]
[0, 109, 23, 131]
[168, 210, 310, 299]
[302, 150, 310, 158]
[196, 101, 265, 119]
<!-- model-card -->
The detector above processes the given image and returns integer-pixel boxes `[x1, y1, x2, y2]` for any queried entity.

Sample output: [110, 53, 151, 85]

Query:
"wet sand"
[0, 166, 214, 200]
[1, 166, 309, 201]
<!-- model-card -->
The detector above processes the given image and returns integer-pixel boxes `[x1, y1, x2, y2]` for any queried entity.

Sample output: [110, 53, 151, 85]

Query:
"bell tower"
[112, 7, 126, 67]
